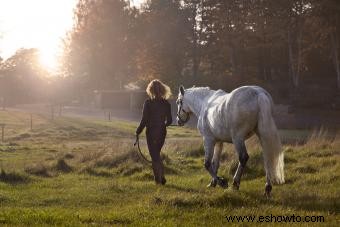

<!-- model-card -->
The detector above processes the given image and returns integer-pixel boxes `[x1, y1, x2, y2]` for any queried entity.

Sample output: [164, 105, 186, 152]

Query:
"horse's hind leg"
[232, 139, 249, 190]
[264, 174, 272, 198]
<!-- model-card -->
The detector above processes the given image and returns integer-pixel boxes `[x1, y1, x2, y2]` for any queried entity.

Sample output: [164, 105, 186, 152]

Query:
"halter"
[176, 99, 190, 125]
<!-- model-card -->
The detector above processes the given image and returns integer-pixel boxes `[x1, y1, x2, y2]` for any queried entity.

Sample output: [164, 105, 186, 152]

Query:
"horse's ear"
[179, 85, 185, 95]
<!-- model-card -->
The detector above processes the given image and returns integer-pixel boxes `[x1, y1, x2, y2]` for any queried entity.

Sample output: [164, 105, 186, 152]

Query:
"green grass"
[0, 110, 339, 226]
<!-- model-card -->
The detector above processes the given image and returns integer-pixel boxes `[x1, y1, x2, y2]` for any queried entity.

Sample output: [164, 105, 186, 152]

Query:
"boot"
[159, 161, 166, 185]
[152, 161, 161, 184]
[152, 161, 166, 185]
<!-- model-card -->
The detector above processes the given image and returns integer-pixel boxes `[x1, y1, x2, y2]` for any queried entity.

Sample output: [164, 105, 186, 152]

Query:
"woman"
[136, 79, 172, 185]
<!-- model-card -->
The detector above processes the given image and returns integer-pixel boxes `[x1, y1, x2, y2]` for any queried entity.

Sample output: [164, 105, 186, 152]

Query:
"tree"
[135, 0, 192, 88]
[63, 0, 139, 92]
[314, 0, 340, 90]
[0, 48, 49, 105]
[60, 0, 340, 107]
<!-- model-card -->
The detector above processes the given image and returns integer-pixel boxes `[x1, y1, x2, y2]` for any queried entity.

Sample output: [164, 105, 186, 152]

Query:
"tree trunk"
[261, 16, 269, 81]
[258, 49, 264, 80]
[296, 24, 303, 88]
[288, 24, 302, 89]
[288, 29, 296, 87]
[192, 41, 199, 80]
[191, 2, 201, 82]
[192, 30, 199, 81]
[229, 44, 236, 76]
[331, 16, 340, 90]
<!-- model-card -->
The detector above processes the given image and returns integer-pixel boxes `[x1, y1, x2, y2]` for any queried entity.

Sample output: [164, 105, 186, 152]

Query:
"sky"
[0, 0, 145, 71]
[0, 0, 79, 69]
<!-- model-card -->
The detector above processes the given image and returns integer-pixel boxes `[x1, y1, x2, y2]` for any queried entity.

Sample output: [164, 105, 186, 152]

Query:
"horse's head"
[176, 85, 191, 126]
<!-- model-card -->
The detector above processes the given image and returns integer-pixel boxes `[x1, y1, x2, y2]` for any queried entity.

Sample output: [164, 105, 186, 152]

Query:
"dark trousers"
[146, 127, 166, 184]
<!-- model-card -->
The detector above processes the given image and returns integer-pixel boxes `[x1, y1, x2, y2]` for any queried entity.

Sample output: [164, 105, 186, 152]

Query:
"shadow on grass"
[119, 164, 144, 176]
[183, 145, 204, 158]
[228, 151, 265, 180]
[243, 189, 340, 214]
[133, 172, 154, 181]
[157, 191, 249, 208]
[54, 159, 73, 173]
[0, 195, 11, 204]
[165, 184, 199, 193]
[294, 165, 318, 174]
[95, 149, 141, 168]
[164, 166, 180, 175]
[208, 191, 253, 207]
[278, 192, 340, 213]
[81, 167, 114, 178]
[79, 216, 132, 225]
[25, 164, 52, 177]
[0, 169, 30, 184]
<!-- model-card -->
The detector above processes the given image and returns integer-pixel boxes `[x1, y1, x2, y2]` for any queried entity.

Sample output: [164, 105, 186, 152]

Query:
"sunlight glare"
[0, 0, 77, 75]
[39, 47, 59, 72]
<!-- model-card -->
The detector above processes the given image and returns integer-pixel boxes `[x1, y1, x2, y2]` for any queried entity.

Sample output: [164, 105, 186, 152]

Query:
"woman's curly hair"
[146, 79, 172, 100]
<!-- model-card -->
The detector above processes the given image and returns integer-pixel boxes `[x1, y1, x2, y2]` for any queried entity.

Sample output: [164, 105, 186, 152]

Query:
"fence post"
[51, 105, 54, 120]
[59, 104, 62, 117]
[130, 92, 133, 111]
[1, 124, 5, 143]
[1, 97, 5, 111]
[30, 114, 33, 130]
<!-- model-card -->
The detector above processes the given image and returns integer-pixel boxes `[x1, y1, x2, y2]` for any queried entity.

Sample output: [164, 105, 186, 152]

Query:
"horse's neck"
[186, 89, 215, 116]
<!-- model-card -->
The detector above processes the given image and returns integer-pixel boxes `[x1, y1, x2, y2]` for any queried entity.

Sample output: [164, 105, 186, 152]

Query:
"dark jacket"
[136, 98, 172, 135]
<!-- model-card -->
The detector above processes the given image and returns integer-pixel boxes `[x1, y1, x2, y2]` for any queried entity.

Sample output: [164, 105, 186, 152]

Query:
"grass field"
[0, 110, 339, 226]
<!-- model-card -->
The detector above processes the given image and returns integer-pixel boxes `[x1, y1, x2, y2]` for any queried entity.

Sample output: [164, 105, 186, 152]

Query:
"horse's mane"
[186, 86, 213, 100]
[187, 86, 211, 92]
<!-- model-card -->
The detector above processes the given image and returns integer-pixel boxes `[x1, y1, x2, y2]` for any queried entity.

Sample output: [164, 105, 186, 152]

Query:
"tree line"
[1, 0, 340, 107]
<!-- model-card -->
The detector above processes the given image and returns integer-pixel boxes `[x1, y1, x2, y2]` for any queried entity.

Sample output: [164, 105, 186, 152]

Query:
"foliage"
[62, 0, 139, 91]
[57, 0, 340, 106]
[1, 0, 340, 106]
[0, 48, 50, 105]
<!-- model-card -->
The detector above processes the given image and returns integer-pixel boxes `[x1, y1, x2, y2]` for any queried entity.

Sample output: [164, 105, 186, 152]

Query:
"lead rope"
[134, 136, 152, 163]
[133, 125, 181, 164]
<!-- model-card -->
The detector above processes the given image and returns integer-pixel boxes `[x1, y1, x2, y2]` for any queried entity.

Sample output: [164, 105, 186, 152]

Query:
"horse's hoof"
[207, 179, 217, 188]
[217, 177, 228, 189]
[264, 184, 272, 198]
[232, 181, 240, 190]
[264, 191, 271, 198]
[161, 177, 166, 185]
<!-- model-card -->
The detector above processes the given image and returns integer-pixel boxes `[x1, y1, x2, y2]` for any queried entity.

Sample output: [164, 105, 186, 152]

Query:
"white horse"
[176, 85, 284, 196]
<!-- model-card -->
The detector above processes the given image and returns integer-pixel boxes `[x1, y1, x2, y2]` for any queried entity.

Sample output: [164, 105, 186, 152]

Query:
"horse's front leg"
[212, 142, 223, 176]
[211, 142, 228, 188]
[203, 137, 217, 186]
[203, 138, 228, 188]
[232, 139, 249, 190]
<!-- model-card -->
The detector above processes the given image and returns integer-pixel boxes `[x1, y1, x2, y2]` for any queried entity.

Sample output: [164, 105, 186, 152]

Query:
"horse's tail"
[257, 92, 285, 184]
